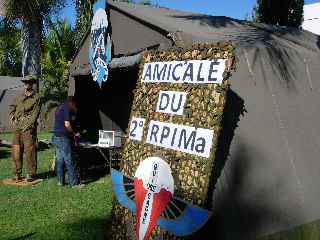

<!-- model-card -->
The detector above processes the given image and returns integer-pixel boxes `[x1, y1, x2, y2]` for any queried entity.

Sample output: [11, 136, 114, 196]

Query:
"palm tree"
[41, 19, 76, 117]
[254, 0, 304, 27]
[1, 0, 66, 88]
[43, 19, 75, 66]
[0, 19, 21, 76]
[74, 0, 95, 47]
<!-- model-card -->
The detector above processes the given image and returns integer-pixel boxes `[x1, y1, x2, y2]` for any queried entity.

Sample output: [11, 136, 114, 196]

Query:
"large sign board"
[89, 0, 112, 87]
[112, 43, 235, 239]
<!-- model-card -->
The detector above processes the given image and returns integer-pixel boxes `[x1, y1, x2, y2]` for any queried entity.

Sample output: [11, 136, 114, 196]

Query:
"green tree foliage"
[114, 0, 134, 2]
[74, 0, 94, 48]
[138, 0, 152, 6]
[254, 0, 304, 27]
[0, 19, 21, 76]
[4, 0, 66, 20]
[139, 0, 152, 6]
[41, 19, 76, 116]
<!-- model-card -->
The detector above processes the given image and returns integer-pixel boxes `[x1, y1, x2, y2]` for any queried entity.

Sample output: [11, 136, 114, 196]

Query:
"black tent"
[69, 1, 320, 239]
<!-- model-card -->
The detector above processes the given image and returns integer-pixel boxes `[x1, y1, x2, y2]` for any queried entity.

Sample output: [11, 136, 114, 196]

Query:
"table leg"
[97, 148, 112, 174]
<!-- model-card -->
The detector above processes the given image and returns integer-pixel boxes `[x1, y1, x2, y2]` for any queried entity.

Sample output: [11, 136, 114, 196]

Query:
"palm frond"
[41, 19, 75, 109]
[4, 0, 66, 20]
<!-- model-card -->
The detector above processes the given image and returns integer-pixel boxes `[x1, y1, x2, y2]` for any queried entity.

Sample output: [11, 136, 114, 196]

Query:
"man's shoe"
[26, 174, 36, 182]
[12, 175, 23, 182]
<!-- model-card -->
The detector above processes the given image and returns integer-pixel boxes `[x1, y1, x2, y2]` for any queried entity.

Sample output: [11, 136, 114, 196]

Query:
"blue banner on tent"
[89, 0, 112, 87]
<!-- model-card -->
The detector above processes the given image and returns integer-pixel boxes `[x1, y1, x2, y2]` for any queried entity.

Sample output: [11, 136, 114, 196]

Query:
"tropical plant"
[74, 0, 94, 47]
[41, 19, 76, 117]
[138, 0, 152, 6]
[113, 0, 134, 3]
[3, 0, 66, 86]
[0, 18, 21, 76]
[253, 0, 304, 27]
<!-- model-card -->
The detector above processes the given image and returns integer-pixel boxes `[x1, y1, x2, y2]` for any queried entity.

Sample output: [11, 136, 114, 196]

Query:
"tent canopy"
[70, 2, 320, 239]
[70, 0, 319, 77]
[0, 76, 23, 131]
[0, 0, 5, 17]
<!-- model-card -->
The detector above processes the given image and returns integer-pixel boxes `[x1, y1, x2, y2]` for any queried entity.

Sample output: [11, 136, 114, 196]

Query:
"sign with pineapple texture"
[112, 43, 236, 240]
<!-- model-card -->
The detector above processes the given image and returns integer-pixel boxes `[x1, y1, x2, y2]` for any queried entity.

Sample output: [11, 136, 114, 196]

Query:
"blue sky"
[61, 0, 320, 27]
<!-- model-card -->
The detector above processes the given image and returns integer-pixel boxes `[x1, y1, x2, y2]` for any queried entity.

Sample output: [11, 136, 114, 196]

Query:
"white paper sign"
[156, 91, 187, 116]
[142, 59, 227, 84]
[146, 120, 214, 158]
[129, 117, 146, 141]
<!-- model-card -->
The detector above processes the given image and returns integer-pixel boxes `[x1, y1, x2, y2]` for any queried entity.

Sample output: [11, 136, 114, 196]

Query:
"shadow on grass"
[10, 232, 36, 240]
[76, 148, 110, 184]
[10, 219, 111, 240]
[36, 171, 56, 180]
[79, 165, 108, 184]
[37, 144, 50, 152]
[0, 148, 11, 159]
[63, 218, 111, 240]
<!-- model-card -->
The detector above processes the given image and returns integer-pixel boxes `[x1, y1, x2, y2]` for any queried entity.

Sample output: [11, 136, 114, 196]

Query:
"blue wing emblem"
[157, 198, 211, 236]
[111, 169, 136, 212]
[111, 169, 211, 236]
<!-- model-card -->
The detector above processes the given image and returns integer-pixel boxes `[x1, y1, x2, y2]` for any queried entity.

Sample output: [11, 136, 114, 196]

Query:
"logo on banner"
[89, 0, 112, 87]
[134, 157, 174, 240]
[111, 159, 211, 239]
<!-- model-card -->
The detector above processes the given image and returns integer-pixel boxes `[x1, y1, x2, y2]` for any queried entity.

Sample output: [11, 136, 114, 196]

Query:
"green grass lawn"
[3, 134, 320, 240]
[0, 132, 113, 240]
[258, 219, 320, 240]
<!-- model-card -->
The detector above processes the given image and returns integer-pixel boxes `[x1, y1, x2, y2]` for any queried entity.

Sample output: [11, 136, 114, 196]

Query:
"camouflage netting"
[111, 43, 236, 240]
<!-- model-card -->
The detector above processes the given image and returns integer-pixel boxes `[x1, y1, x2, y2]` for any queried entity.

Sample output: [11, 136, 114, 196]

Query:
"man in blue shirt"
[52, 96, 82, 187]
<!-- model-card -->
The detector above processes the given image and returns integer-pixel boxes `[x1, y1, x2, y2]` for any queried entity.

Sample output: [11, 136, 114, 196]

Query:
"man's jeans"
[52, 135, 79, 186]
